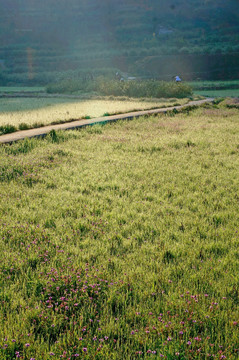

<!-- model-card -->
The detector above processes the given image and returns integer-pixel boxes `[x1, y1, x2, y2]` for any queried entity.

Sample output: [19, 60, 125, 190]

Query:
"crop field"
[0, 87, 45, 93]
[0, 97, 189, 130]
[0, 104, 238, 359]
[190, 80, 239, 98]
[189, 80, 239, 90]
[193, 89, 239, 98]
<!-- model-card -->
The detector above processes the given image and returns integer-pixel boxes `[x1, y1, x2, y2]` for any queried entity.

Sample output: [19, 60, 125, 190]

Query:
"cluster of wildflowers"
[0, 218, 238, 359]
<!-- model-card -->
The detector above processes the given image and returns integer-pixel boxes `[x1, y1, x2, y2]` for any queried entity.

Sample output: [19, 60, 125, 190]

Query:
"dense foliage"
[0, 104, 238, 359]
[46, 78, 192, 98]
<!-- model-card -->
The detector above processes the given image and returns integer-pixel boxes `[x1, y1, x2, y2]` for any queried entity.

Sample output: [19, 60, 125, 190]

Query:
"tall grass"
[0, 104, 238, 359]
[47, 78, 193, 99]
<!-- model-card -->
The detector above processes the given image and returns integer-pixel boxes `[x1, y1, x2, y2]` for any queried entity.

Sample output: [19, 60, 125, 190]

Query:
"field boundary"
[0, 98, 214, 144]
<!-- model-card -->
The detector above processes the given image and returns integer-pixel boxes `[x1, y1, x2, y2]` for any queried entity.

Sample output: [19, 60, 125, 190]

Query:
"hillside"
[0, 0, 238, 84]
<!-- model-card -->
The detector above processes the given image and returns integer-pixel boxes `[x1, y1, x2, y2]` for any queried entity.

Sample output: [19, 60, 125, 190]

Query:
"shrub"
[95, 79, 192, 98]
[0, 124, 17, 135]
[19, 123, 30, 130]
[48, 129, 59, 143]
[46, 77, 193, 99]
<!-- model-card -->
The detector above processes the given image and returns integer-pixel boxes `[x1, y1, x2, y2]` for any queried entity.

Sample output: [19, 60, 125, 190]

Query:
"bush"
[46, 77, 193, 98]
[0, 124, 17, 135]
[46, 78, 88, 94]
[95, 78, 192, 98]
[19, 123, 30, 130]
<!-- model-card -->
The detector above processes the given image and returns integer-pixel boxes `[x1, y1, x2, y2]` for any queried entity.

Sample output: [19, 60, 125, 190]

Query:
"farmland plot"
[0, 97, 189, 130]
[0, 104, 238, 359]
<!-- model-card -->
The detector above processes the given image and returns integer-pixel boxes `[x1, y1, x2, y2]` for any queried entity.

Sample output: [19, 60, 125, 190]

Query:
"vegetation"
[46, 79, 192, 98]
[0, 0, 238, 84]
[0, 104, 238, 359]
[0, 96, 190, 132]
[0, 87, 45, 93]
[194, 89, 239, 98]
[189, 80, 239, 91]
[189, 80, 239, 98]
[0, 124, 17, 135]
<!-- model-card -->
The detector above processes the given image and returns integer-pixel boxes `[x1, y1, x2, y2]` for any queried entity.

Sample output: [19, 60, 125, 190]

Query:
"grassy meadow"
[193, 89, 239, 98]
[0, 87, 45, 94]
[0, 103, 238, 359]
[189, 80, 239, 90]
[190, 80, 239, 99]
[0, 97, 189, 132]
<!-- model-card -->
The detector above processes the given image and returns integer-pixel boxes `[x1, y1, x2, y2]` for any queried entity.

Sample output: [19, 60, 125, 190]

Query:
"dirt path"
[0, 98, 214, 144]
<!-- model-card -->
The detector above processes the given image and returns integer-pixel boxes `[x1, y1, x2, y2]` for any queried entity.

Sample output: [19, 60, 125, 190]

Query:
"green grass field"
[0, 87, 45, 93]
[0, 97, 189, 130]
[0, 104, 238, 359]
[194, 89, 239, 98]
[189, 80, 239, 98]
[189, 80, 239, 90]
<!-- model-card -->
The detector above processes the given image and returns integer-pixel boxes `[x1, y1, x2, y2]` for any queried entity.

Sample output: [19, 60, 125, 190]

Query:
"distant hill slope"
[0, 0, 238, 84]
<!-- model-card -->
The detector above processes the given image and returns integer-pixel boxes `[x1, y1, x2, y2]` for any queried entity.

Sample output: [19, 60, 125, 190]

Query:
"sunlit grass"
[0, 105, 238, 359]
[0, 97, 189, 128]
